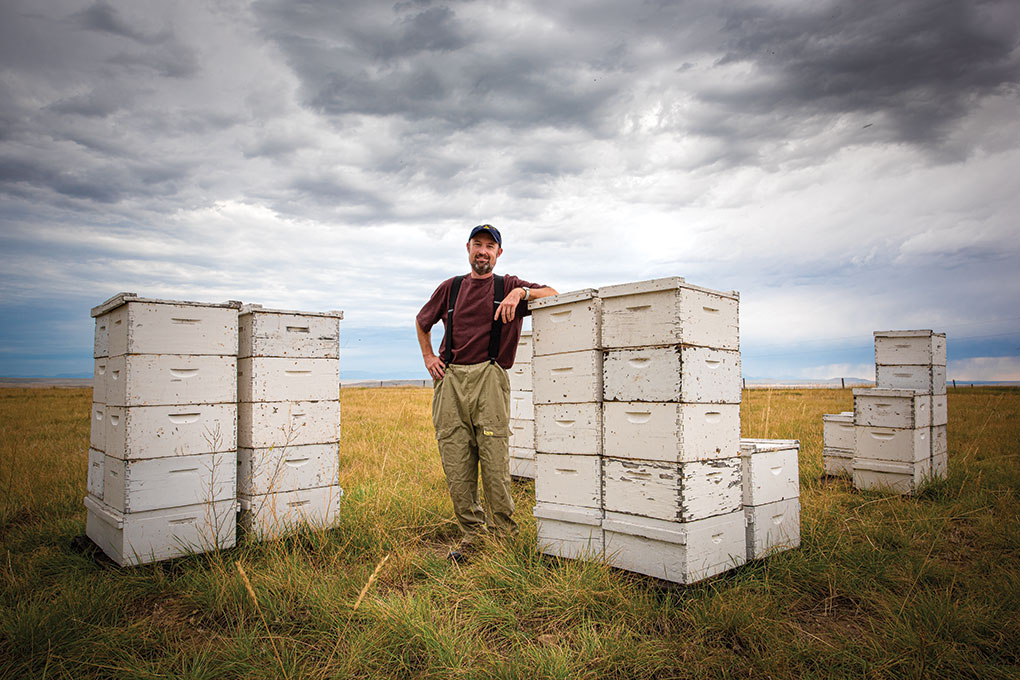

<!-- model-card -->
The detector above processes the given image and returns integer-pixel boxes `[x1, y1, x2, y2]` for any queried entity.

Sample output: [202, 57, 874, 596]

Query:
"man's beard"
[471, 258, 493, 275]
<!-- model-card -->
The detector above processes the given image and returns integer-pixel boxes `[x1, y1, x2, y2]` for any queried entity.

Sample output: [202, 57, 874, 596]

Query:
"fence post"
[841, 377, 845, 389]
[953, 379, 956, 389]
[743, 378, 746, 389]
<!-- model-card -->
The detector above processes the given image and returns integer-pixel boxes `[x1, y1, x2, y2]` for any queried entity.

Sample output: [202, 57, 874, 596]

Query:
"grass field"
[1, 385, 1019, 679]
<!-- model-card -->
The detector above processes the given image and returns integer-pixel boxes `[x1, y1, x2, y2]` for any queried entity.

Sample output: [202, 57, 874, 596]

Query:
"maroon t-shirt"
[417, 274, 544, 369]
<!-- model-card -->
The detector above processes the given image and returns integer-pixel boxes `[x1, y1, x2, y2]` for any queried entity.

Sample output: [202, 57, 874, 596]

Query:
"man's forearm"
[526, 286, 558, 300]
[415, 321, 436, 359]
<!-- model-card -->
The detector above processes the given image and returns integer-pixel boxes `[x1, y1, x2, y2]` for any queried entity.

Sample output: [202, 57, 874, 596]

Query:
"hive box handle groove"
[287, 326, 310, 333]
[171, 318, 200, 325]
[170, 368, 199, 377]
[625, 411, 652, 423]
[168, 413, 200, 424]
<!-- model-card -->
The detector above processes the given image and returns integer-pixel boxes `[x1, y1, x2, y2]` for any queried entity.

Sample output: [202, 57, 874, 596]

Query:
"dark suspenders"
[442, 274, 504, 366]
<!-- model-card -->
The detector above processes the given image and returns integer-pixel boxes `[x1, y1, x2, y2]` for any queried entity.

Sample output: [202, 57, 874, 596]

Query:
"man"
[416, 225, 558, 561]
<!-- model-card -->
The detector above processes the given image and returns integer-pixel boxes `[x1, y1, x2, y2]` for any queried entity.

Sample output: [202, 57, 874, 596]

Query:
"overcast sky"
[1, 0, 1018, 380]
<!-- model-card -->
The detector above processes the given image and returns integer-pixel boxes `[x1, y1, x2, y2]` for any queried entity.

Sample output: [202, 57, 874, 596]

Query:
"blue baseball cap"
[468, 224, 502, 246]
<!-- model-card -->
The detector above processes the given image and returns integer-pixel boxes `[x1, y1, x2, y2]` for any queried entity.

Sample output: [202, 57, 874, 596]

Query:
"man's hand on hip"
[424, 353, 446, 380]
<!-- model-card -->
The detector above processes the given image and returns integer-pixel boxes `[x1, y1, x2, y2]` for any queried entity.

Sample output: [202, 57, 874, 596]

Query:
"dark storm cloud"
[713, 0, 1020, 145]
[75, 1, 170, 45]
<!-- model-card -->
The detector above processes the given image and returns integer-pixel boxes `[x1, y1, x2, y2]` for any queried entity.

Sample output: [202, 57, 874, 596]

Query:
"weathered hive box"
[84, 495, 237, 566]
[822, 412, 855, 451]
[237, 443, 340, 496]
[104, 404, 238, 460]
[853, 458, 932, 495]
[510, 391, 534, 421]
[739, 439, 800, 506]
[535, 453, 602, 509]
[744, 497, 801, 560]
[875, 364, 946, 395]
[533, 350, 602, 404]
[603, 345, 741, 403]
[87, 448, 104, 500]
[599, 277, 739, 351]
[510, 454, 536, 479]
[855, 425, 929, 463]
[90, 403, 108, 451]
[534, 502, 603, 558]
[602, 457, 742, 522]
[507, 362, 533, 393]
[602, 402, 740, 462]
[93, 359, 109, 404]
[602, 510, 746, 584]
[238, 357, 339, 402]
[932, 424, 947, 457]
[104, 355, 237, 406]
[823, 449, 853, 477]
[238, 400, 340, 449]
[932, 394, 948, 427]
[510, 418, 535, 449]
[91, 293, 240, 356]
[530, 289, 601, 356]
[239, 485, 343, 539]
[515, 330, 534, 364]
[103, 452, 237, 513]
[874, 330, 946, 366]
[238, 306, 342, 359]
[854, 388, 931, 428]
[534, 403, 602, 455]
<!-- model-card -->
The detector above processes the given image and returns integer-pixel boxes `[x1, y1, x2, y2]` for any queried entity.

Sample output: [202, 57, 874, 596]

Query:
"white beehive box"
[823, 449, 853, 477]
[739, 439, 800, 506]
[238, 306, 343, 359]
[238, 357, 339, 402]
[87, 448, 104, 500]
[239, 484, 343, 539]
[104, 404, 238, 460]
[603, 345, 741, 403]
[602, 510, 746, 584]
[874, 330, 946, 366]
[599, 277, 739, 351]
[535, 453, 602, 509]
[822, 412, 855, 451]
[602, 457, 742, 522]
[533, 350, 602, 404]
[90, 403, 107, 451]
[602, 402, 740, 462]
[932, 394, 948, 426]
[510, 445, 535, 461]
[94, 314, 110, 358]
[932, 451, 948, 478]
[510, 391, 534, 421]
[534, 403, 602, 455]
[855, 425, 929, 463]
[530, 289, 601, 356]
[853, 388, 931, 428]
[105, 355, 237, 407]
[510, 418, 535, 449]
[515, 330, 534, 364]
[93, 359, 109, 404]
[507, 362, 533, 393]
[744, 497, 801, 560]
[237, 443, 339, 496]
[103, 452, 237, 514]
[875, 364, 947, 395]
[238, 400, 340, 449]
[932, 424, 947, 457]
[534, 502, 603, 559]
[510, 454, 536, 479]
[853, 458, 932, 495]
[91, 293, 240, 356]
[84, 495, 237, 567]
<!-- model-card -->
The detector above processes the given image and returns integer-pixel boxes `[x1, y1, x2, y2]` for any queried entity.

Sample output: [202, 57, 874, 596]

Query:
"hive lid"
[598, 276, 738, 300]
[874, 329, 945, 338]
[822, 412, 854, 423]
[239, 303, 344, 319]
[91, 292, 243, 317]
[739, 438, 800, 455]
[528, 288, 598, 310]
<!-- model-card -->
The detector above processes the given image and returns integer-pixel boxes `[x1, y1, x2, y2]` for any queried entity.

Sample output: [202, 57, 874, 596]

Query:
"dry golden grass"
[1, 385, 1018, 679]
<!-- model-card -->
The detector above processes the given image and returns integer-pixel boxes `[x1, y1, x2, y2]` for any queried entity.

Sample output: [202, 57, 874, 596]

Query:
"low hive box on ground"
[530, 289, 601, 356]
[599, 277, 739, 351]
[874, 330, 946, 366]
[745, 497, 801, 561]
[239, 485, 343, 539]
[602, 401, 740, 462]
[534, 502, 604, 559]
[853, 458, 932, 495]
[602, 345, 741, 403]
[602, 510, 746, 584]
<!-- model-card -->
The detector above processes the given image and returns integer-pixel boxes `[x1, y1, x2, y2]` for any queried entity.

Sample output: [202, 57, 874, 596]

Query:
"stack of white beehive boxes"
[508, 330, 536, 479]
[85, 294, 240, 566]
[237, 305, 344, 539]
[599, 278, 747, 584]
[531, 290, 605, 558]
[852, 330, 947, 494]
[739, 439, 801, 560]
[821, 412, 855, 477]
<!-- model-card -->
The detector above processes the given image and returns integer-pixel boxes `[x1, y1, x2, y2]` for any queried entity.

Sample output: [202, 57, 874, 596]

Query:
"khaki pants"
[432, 361, 518, 543]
